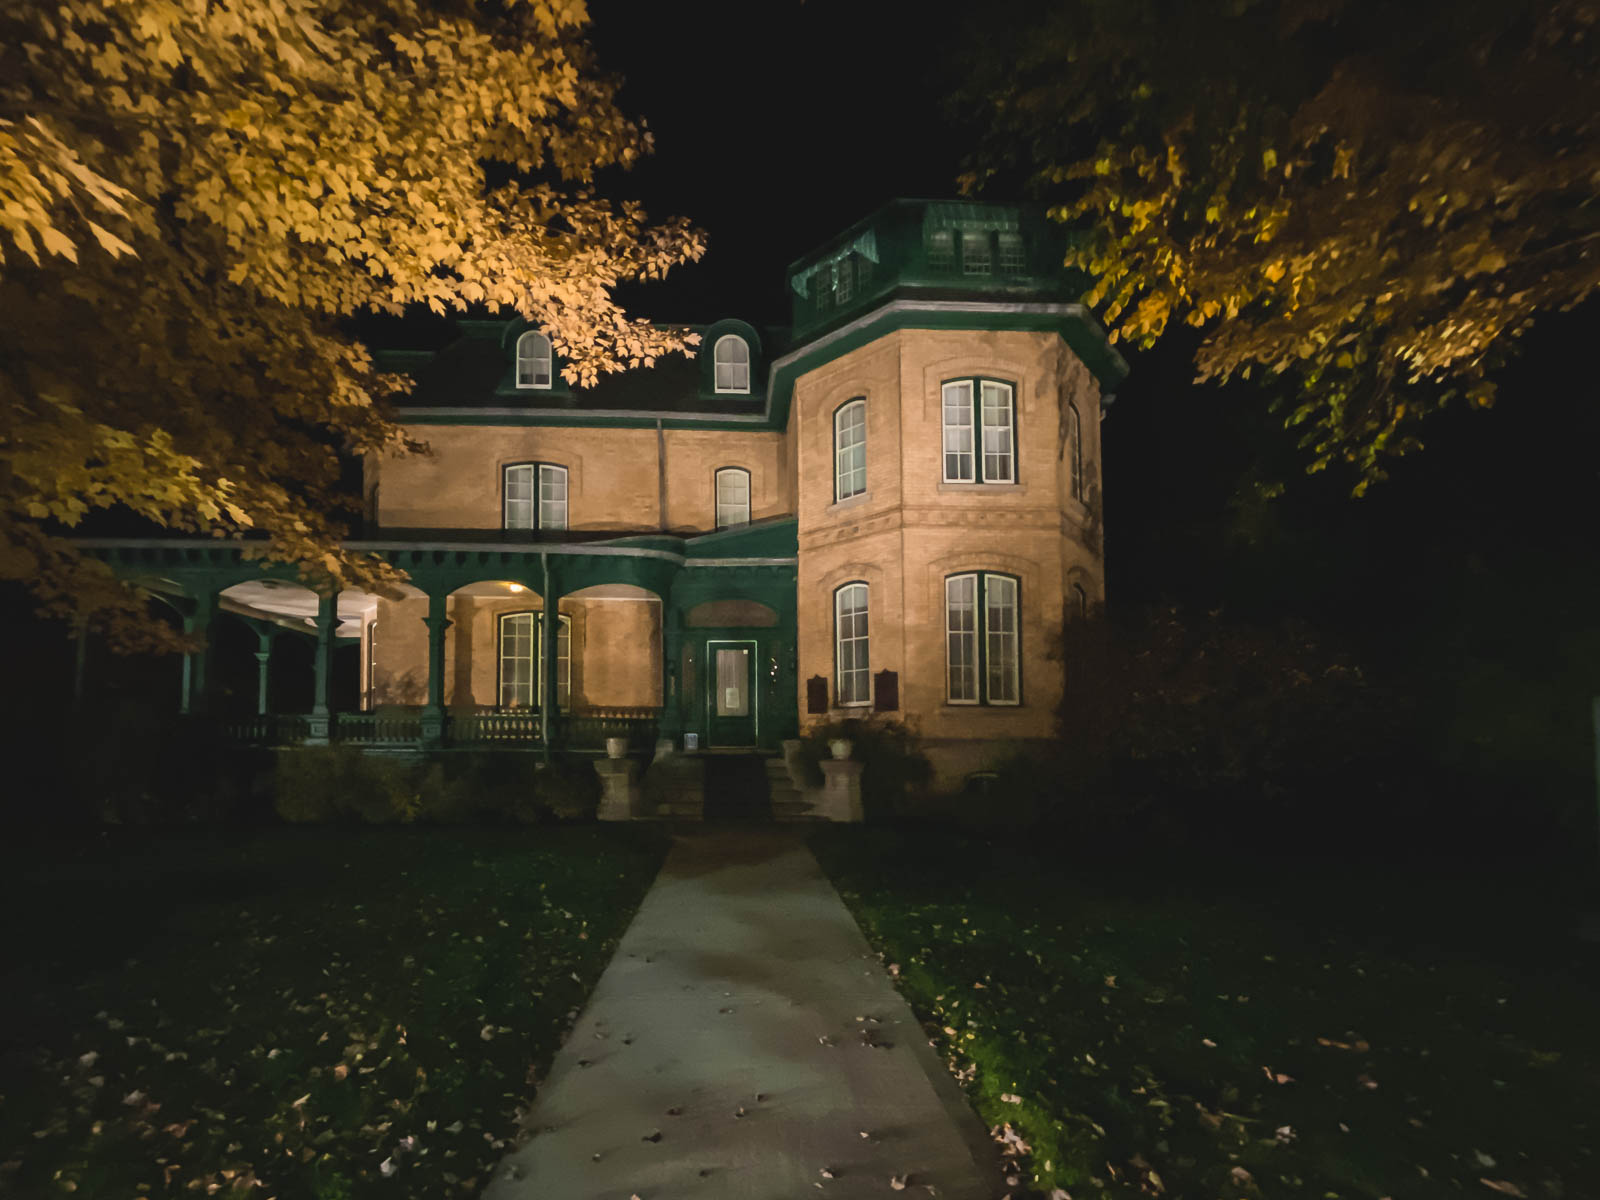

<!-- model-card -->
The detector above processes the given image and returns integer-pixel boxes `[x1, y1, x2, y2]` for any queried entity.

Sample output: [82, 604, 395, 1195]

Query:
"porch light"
[508, 583, 525, 593]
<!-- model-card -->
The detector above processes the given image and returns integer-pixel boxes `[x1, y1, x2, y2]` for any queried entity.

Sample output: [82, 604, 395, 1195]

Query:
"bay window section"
[945, 572, 1020, 705]
[834, 582, 870, 706]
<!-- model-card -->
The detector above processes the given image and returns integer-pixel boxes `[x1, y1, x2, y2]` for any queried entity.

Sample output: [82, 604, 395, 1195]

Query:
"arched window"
[515, 331, 552, 389]
[713, 334, 750, 394]
[1073, 582, 1089, 621]
[715, 467, 750, 529]
[946, 572, 1020, 705]
[834, 399, 866, 501]
[503, 463, 567, 531]
[1068, 403, 1084, 503]
[497, 611, 570, 709]
[834, 582, 870, 706]
[941, 378, 1015, 483]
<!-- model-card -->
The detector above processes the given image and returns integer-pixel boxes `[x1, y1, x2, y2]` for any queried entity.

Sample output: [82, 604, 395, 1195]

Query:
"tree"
[962, 0, 1600, 489]
[0, 0, 704, 647]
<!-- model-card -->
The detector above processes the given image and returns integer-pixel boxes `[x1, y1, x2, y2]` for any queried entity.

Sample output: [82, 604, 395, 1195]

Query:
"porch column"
[306, 590, 338, 744]
[540, 554, 561, 763]
[659, 607, 683, 743]
[421, 590, 450, 748]
[179, 590, 218, 715]
[253, 624, 276, 716]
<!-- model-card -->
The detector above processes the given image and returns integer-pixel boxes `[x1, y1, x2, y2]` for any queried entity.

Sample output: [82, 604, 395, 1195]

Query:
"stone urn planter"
[828, 737, 853, 761]
[605, 736, 628, 760]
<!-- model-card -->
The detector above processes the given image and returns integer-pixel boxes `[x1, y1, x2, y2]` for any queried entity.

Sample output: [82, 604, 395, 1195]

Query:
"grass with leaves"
[0, 825, 669, 1198]
[811, 828, 1599, 1200]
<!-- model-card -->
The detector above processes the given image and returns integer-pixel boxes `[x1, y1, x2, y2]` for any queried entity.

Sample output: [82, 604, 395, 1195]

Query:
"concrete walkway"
[484, 829, 1002, 1200]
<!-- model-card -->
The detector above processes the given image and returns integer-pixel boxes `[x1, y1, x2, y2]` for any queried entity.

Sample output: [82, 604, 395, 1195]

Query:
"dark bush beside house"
[43, 702, 274, 828]
[274, 748, 600, 825]
[1028, 605, 1421, 851]
[799, 716, 932, 823]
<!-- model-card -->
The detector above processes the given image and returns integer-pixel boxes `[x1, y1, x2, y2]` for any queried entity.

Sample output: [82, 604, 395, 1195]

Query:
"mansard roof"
[371, 198, 1128, 431]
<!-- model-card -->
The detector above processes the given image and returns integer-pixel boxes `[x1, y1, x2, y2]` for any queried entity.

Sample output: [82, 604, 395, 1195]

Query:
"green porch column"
[305, 590, 339, 744]
[659, 608, 684, 743]
[179, 590, 218, 715]
[253, 624, 277, 716]
[539, 554, 562, 762]
[421, 590, 450, 748]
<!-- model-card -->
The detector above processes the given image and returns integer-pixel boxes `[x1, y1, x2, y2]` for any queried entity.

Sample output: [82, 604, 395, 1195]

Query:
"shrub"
[799, 716, 932, 823]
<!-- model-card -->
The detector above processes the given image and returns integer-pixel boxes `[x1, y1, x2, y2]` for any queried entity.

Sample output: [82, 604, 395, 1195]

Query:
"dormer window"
[714, 335, 750, 394]
[516, 331, 552, 389]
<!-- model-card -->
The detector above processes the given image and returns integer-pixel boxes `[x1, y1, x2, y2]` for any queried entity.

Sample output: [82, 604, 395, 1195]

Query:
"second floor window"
[715, 467, 750, 529]
[504, 463, 567, 531]
[714, 335, 750, 393]
[942, 379, 1015, 484]
[834, 582, 870, 706]
[834, 399, 866, 501]
[516, 331, 552, 389]
[946, 572, 1020, 705]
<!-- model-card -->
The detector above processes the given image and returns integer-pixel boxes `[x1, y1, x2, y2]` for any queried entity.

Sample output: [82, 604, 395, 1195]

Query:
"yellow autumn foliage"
[0, 0, 705, 647]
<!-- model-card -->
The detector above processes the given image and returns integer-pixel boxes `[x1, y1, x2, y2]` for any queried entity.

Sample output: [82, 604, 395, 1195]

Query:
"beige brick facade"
[370, 324, 1105, 785]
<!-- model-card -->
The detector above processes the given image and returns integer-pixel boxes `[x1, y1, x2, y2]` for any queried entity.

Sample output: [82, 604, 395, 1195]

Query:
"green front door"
[706, 640, 757, 748]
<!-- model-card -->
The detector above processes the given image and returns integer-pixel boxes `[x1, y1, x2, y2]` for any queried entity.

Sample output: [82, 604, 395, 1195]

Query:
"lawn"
[0, 825, 669, 1198]
[811, 829, 1600, 1200]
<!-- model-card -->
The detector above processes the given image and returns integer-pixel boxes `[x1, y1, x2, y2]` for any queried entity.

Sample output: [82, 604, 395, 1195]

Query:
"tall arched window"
[713, 334, 750, 393]
[497, 611, 570, 709]
[1068, 403, 1084, 503]
[834, 399, 866, 501]
[515, 331, 552, 389]
[715, 467, 750, 529]
[941, 378, 1015, 483]
[1073, 582, 1089, 621]
[834, 582, 870, 706]
[504, 463, 567, 531]
[946, 572, 1020, 705]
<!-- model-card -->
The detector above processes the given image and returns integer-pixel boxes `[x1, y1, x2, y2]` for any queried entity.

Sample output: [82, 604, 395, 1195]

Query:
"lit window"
[498, 611, 570, 709]
[946, 572, 1020, 705]
[714, 335, 750, 393]
[515, 331, 552, 389]
[504, 463, 567, 531]
[962, 231, 992, 275]
[715, 467, 750, 529]
[942, 379, 1015, 483]
[834, 582, 870, 706]
[834, 399, 866, 501]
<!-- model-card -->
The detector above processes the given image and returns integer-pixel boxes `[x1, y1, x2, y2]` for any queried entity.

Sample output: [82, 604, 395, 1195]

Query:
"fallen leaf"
[1479, 1182, 1527, 1198]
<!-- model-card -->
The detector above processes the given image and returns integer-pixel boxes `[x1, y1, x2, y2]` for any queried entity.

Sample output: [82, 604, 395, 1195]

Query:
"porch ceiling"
[220, 580, 379, 638]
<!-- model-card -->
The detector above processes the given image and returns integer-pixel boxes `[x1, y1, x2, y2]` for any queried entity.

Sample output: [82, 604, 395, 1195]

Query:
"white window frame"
[997, 231, 1026, 273]
[713, 334, 751, 394]
[834, 582, 871, 707]
[715, 466, 751, 529]
[945, 574, 979, 705]
[962, 230, 993, 275]
[503, 463, 568, 531]
[497, 611, 570, 709]
[945, 571, 1020, 705]
[515, 331, 552, 390]
[834, 399, 867, 501]
[941, 380, 976, 482]
[980, 381, 1016, 483]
